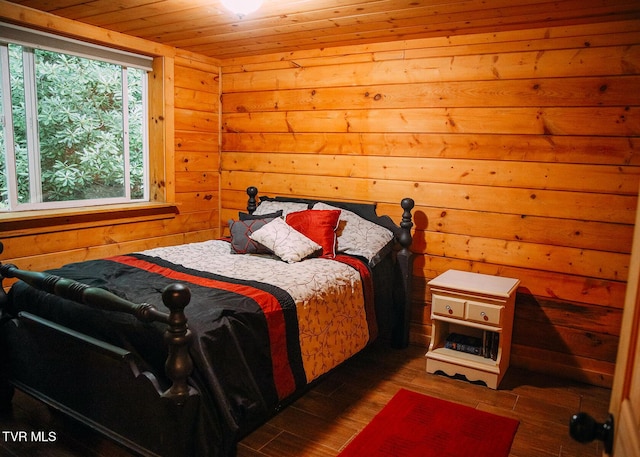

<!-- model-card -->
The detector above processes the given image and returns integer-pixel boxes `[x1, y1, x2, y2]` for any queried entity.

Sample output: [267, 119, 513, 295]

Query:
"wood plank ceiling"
[5, 0, 640, 60]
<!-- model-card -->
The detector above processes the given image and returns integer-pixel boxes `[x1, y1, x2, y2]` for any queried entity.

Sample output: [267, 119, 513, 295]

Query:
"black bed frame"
[0, 187, 414, 456]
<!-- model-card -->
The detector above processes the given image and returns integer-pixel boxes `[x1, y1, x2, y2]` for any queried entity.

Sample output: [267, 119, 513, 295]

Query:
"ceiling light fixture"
[221, 0, 264, 18]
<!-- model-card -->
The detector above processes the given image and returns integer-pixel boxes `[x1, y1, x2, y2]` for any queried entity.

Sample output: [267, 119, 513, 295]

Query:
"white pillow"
[249, 217, 321, 263]
[313, 202, 394, 265]
[253, 200, 309, 217]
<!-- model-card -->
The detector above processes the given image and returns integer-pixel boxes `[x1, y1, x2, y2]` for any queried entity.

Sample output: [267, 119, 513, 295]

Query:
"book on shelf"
[483, 331, 491, 358]
[444, 333, 483, 355]
[445, 331, 499, 359]
[490, 331, 499, 360]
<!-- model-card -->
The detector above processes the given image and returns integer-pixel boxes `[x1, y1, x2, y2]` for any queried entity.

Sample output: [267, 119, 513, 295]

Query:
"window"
[0, 23, 153, 211]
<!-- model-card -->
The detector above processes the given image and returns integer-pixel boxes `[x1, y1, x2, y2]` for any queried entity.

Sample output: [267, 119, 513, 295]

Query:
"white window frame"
[0, 22, 153, 212]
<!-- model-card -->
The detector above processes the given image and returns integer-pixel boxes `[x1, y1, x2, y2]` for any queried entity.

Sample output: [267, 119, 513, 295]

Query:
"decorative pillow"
[253, 200, 309, 217]
[286, 209, 341, 258]
[228, 218, 276, 254]
[238, 210, 283, 221]
[249, 217, 321, 263]
[313, 202, 394, 265]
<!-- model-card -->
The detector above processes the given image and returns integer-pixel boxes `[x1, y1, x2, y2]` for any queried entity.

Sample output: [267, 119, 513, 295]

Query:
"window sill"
[0, 202, 179, 237]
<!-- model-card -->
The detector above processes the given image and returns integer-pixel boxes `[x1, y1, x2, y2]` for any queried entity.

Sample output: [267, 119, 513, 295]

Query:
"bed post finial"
[393, 197, 415, 349]
[162, 283, 196, 404]
[399, 198, 414, 249]
[247, 186, 259, 214]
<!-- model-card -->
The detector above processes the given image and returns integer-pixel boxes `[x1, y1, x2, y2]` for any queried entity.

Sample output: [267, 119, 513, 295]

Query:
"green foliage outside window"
[0, 44, 145, 209]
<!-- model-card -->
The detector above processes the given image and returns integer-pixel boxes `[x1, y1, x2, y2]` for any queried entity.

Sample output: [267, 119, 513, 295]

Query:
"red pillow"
[285, 209, 341, 258]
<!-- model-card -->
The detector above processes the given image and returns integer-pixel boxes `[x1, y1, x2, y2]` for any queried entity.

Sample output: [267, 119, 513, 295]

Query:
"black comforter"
[6, 251, 374, 455]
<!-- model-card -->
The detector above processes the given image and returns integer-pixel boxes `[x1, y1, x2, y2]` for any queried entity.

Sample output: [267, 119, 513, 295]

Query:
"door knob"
[569, 412, 613, 454]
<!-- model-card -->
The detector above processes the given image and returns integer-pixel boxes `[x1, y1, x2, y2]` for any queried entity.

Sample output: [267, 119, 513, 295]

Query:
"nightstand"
[425, 269, 520, 389]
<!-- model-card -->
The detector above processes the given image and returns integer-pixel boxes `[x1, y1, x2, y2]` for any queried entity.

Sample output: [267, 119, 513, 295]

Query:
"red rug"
[338, 388, 519, 457]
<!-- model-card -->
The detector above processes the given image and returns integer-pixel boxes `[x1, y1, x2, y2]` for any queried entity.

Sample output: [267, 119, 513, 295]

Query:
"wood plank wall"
[0, 7, 221, 275]
[173, 52, 221, 240]
[220, 20, 640, 387]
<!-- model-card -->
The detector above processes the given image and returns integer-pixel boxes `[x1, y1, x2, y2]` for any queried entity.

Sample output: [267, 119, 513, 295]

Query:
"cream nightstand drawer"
[432, 295, 465, 319]
[466, 301, 503, 326]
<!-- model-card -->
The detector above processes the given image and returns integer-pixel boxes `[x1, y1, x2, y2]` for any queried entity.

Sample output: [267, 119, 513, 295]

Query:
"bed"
[0, 187, 414, 456]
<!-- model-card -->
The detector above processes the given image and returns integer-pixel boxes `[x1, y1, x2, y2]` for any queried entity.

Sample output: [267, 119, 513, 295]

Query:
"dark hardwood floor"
[0, 342, 611, 456]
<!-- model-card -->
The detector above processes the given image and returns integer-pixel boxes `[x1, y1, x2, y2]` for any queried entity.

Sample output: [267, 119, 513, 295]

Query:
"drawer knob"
[445, 305, 453, 315]
[480, 311, 488, 321]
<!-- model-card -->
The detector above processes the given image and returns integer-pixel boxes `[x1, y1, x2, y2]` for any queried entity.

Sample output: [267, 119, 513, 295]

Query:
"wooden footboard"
[2, 310, 200, 456]
[0, 248, 201, 456]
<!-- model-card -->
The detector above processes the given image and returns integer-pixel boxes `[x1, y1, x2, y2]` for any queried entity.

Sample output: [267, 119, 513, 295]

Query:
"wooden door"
[607, 188, 640, 456]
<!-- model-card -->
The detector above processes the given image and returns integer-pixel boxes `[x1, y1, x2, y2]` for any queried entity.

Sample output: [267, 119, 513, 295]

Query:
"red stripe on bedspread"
[108, 255, 296, 400]
[334, 255, 377, 341]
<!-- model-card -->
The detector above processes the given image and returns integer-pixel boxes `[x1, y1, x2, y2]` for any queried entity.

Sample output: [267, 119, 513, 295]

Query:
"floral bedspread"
[141, 239, 372, 383]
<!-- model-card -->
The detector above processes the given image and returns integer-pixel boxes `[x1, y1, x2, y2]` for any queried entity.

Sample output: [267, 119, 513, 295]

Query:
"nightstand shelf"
[426, 270, 519, 389]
